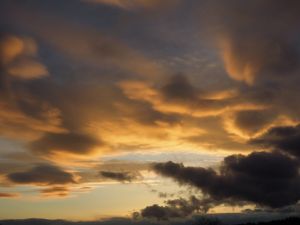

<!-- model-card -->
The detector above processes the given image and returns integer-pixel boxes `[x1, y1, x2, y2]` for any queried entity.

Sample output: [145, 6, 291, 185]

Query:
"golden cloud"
[1, 35, 48, 80]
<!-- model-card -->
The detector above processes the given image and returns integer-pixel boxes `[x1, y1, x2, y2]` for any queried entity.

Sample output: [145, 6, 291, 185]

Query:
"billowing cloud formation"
[137, 196, 217, 220]
[153, 151, 300, 208]
[7, 164, 76, 185]
[251, 124, 300, 158]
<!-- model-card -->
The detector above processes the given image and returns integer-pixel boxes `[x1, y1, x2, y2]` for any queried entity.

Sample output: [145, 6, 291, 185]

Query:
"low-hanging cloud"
[153, 151, 300, 208]
[137, 195, 220, 220]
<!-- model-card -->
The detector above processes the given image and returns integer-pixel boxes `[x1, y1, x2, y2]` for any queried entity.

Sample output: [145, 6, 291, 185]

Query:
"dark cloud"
[229, 110, 277, 137]
[7, 164, 76, 185]
[161, 74, 199, 101]
[140, 204, 180, 220]
[29, 132, 103, 155]
[100, 171, 138, 182]
[137, 196, 219, 220]
[251, 124, 300, 158]
[153, 151, 300, 208]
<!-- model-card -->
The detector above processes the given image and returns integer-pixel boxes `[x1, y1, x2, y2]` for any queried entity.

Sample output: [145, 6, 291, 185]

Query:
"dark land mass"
[0, 217, 299, 225]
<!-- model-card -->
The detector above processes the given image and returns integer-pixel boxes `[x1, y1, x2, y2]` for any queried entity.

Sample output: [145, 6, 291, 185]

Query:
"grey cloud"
[161, 74, 199, 101]
[29, 132, 103, 156]
[100, 171, 138, 182]
[137, 196, 221, 221]
[251, 124, 300, 158]
[7, 164, 76, 185]
[153, 151, 300, 208]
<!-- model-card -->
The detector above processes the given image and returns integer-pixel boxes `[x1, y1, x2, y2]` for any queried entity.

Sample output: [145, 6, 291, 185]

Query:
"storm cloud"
[153, 151, 300, 208]
[251, 124, 300, 158]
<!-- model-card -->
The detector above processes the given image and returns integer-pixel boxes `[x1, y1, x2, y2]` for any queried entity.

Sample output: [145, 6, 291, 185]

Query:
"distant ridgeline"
[236, 217, 300, 225]
[0, 217, 299, 225]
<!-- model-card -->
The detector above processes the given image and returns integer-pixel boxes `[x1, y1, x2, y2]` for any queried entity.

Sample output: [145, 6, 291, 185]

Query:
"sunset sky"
[1, 0, 300, 223]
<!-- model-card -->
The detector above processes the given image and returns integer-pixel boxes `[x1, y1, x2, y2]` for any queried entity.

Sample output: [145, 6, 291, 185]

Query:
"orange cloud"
[223, 110, 298, 140]
[40, 186, 70, 198]
[0, 192, 20, 198]
[119, 79, 266, 118]
[219, 36, 259, 85]
[1, 35, 48, 80]
[7, 58, 48, 79]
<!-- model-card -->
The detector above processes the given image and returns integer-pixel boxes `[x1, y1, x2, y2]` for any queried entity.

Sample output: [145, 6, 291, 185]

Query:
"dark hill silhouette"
[0, 217, 299, 225]
[236, 217, 300, 225]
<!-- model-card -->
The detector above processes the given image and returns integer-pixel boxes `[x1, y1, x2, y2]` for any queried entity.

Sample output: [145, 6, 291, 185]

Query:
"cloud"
[251, 124, 300, 158]
[0, 192, 19, 198]
[160, 74, 199, 101]
[7, 164, 76, 185]
[100, 171, 137, 182]
[0, 35, 48, 80]
[208, 1, 300, 84]
[153, 151, 300, 208]
[223, 110, 279, 139]
[119, 75, 266, 119]
[29, 132, 104, 156]
[0, 33, 62, 140]
[137, 196, 218, 220]
[11, 13, 168, 81]
[7, 58, 48, 79]
[40, 186, 70, 197]
[2, 1, 300, 217]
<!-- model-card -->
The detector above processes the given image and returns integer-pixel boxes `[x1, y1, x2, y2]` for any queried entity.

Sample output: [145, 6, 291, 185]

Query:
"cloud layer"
[1, 0, 300, 219]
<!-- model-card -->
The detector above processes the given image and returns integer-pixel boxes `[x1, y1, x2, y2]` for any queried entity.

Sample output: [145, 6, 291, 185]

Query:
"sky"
[1, 0, 300, 223]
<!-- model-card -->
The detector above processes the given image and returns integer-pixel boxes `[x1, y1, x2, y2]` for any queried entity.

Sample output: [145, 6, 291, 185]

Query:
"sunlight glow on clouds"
[1, 0, 300, 221]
